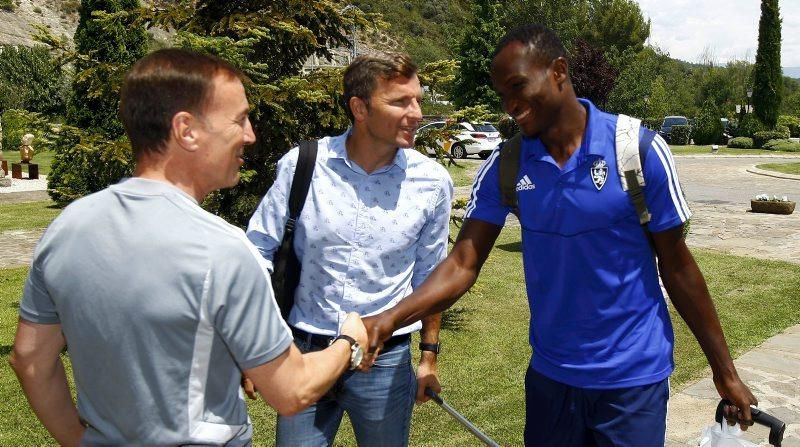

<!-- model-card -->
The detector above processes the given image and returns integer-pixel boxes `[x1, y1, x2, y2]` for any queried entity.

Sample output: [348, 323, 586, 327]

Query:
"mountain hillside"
[0, 0, 78, 47]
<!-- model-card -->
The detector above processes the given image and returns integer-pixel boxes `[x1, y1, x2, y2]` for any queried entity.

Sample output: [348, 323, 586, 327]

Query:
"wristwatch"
[419, 342, 441, 354]
[333, 334, 364, 370]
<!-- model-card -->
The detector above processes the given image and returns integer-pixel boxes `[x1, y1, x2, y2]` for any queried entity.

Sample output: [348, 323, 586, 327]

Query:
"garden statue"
[19, 133, 34, 163]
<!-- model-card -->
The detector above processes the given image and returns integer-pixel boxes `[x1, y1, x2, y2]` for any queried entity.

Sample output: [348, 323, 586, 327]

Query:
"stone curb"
[746, 165, 800, 181]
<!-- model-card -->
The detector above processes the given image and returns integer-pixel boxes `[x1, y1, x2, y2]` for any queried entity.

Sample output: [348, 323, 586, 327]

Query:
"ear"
[551, 57, 570, 87]
[171, 111, 200, 153]
[349, 96, 369, 123]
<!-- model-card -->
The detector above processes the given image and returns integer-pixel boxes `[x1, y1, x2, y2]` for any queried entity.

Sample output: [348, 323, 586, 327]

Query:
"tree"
[67, 0, 148, 136]
[450, 0, 503, 110]
[503, 0, 589, 51]
[752, 0, 782, 128]
[0, 45, 69, 117]
[569, 39, 618, 107]
[153, 0, 368, 226]
[693, 99, 724, 145]
[647, 76, 670, 124]
[582, 0, 650, 54]
[606, 47, 664, 118]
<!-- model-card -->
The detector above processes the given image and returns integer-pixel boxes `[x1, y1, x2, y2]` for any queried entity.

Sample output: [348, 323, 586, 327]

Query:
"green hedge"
[0, 0, 13, 11]
[762, 139, 800, 152]
[778, 115, 800, 137]
[728, 137, 754, 149]
[1, 109, 56, 155]
[46, 126, 134, 206]
[753, 130, 788, 148]
[693, 99, 724, 145]
[736, 114, 766, 137]
[670, 125, 692, 145]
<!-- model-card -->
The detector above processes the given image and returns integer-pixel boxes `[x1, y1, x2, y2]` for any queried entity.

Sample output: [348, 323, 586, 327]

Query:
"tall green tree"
[647, 76, 670, 123]
[752, 0, 782, 128]
[68, 0, 148, 136]
[450, 0, 503, 110]
[0, 45, 69, 117]
[503, 0, 589, 51]
[582, 0, 650, 54]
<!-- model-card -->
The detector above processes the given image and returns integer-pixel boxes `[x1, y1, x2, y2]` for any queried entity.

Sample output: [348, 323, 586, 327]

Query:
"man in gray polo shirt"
[10, 48, 366, 447]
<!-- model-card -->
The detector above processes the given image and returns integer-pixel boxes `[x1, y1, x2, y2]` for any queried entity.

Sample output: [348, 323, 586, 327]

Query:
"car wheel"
[451, 143, 467, 159]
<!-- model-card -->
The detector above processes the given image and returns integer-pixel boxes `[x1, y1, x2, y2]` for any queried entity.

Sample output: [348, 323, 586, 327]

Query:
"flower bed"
[751, 194, 795, 215]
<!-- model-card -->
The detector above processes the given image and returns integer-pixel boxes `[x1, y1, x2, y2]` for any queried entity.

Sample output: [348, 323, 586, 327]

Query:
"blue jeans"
[276, 335, 416, 447]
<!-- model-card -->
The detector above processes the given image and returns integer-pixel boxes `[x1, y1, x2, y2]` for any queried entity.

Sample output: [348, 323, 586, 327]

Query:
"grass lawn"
[756, 162, 800, 175]
[444, 160, 479, 188]
[670, 145, 777, 156]
[1, 226, 799, 445]
[30, 151, 55, 176]
[0, 201, 61, 232]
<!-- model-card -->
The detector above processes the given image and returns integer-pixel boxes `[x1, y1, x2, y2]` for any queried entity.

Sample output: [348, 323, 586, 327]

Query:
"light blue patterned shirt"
[247, 129, 453, 336]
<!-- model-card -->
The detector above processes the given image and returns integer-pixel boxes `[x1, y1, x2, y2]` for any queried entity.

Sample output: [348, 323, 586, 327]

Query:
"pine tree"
[67, 0, 147, 136]
[752, 0, 782, 128]
[450, 0, 503, 110]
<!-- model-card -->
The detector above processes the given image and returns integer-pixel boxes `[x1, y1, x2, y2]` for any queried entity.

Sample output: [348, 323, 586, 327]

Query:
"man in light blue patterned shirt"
[247, 53, 453, 446]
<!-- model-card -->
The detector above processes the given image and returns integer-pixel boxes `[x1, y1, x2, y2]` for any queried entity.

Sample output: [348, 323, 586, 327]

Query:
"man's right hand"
[341, 312, 368, 351]
[360, 313, 398, 369]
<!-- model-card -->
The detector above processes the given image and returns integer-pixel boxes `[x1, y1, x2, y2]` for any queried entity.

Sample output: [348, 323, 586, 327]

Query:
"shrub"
[778, 115, 800, 137]
[693, 99, 724, 145]
[0, 0, 14, 11]
[47, 126, 134, 206]
[0, 45, 70, 116]
[753, 130, 788, 148]
[736, 113, 766, 137]
[728, 137, 754, 149]
[762, 139, 800, 152]
[670, 125, 692, 145]
[0, 109, 54, 153]
[496, 116, 519, 139]
[775, 124, 791, 138]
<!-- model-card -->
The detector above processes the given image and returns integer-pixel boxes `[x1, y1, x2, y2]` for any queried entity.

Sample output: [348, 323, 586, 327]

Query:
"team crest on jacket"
[591, 159, 608, 191]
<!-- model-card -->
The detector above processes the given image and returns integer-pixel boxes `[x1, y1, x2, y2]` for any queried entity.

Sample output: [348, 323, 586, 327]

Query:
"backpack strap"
[287, 140, 318, 222]
[499, 133, 523, 213]
[616, 114, 655, 226]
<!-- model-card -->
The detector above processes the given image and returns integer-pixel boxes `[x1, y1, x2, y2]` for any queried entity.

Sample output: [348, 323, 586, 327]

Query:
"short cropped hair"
[493, 24, 567, 67]
[119, 48, 245, 159]
[342, 52, 418, 122]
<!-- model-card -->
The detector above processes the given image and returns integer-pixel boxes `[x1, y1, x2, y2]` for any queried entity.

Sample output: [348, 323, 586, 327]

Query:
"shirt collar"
[112, 177, 199, 204]
[327, 128, 409, 172]
[523, 98, 603, 162]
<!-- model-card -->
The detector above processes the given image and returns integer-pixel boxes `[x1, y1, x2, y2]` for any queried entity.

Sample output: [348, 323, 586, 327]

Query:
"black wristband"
[419, 342, 440, 354]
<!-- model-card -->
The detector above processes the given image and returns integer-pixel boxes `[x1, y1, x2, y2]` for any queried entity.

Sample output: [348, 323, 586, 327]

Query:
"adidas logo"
[515, 175, 535, 191]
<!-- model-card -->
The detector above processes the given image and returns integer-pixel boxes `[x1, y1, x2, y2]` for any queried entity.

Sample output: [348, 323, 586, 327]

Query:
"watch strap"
[333, 334, 356, 347]
[419, 342, 440, 354]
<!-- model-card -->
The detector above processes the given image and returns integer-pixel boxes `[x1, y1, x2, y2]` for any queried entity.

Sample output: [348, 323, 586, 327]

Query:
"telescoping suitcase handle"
[715, 399, 786, 446]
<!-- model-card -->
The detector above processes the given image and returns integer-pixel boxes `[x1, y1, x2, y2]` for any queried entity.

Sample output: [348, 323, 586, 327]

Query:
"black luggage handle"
[715, 399, 786, 446]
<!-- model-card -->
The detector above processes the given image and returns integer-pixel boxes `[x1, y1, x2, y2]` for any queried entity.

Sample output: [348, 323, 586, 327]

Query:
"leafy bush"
[775, 124, 791, 138]
[496, 116, 519, 139]
[670, 125, 692, 145]
[0, 0, 14, 11]
[753, 130, 788, 148]
[736, 113, 766, 137]
[762, 139, 800, 152]
[0, 45, 70, 116]
[47, 126, 134, 206]
[778, 115, 800, 137]
[728, 137, 754, 149]
[1, 109, 55, 154]
[693, 99, 724, 145]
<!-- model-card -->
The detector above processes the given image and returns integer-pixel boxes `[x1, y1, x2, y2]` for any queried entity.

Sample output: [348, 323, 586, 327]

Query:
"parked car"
[658, 116, 690, 143]
[416, 121, 501, 159]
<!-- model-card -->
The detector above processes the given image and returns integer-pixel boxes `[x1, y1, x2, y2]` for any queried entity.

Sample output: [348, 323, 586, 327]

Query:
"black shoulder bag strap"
[499, 133, 523, 215]
[627, 128, 657, 252]
[271, 140, 317, 320]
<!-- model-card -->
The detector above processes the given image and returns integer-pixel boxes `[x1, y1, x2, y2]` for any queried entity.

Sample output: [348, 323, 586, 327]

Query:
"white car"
[416, 121, 502, 159]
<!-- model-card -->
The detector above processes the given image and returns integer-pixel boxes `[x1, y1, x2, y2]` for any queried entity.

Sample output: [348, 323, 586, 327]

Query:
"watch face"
[351, 345, 364, 370]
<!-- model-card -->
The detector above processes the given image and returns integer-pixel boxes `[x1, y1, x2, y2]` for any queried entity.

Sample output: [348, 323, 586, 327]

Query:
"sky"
[635, 0, 800, 68]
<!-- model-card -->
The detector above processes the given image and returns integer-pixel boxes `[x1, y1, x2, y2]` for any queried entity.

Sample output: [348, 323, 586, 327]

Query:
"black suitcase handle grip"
[715, 399, 786, 446]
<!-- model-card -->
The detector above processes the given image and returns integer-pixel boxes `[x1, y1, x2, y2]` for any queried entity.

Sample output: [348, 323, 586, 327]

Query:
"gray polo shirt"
[20, 178, 293, 446]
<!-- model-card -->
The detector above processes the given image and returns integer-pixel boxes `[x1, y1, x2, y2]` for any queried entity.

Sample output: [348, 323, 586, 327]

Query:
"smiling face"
[193, 74, 256, 192]
[354, 74, 423, 150]
[491, 41, 566, 138]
